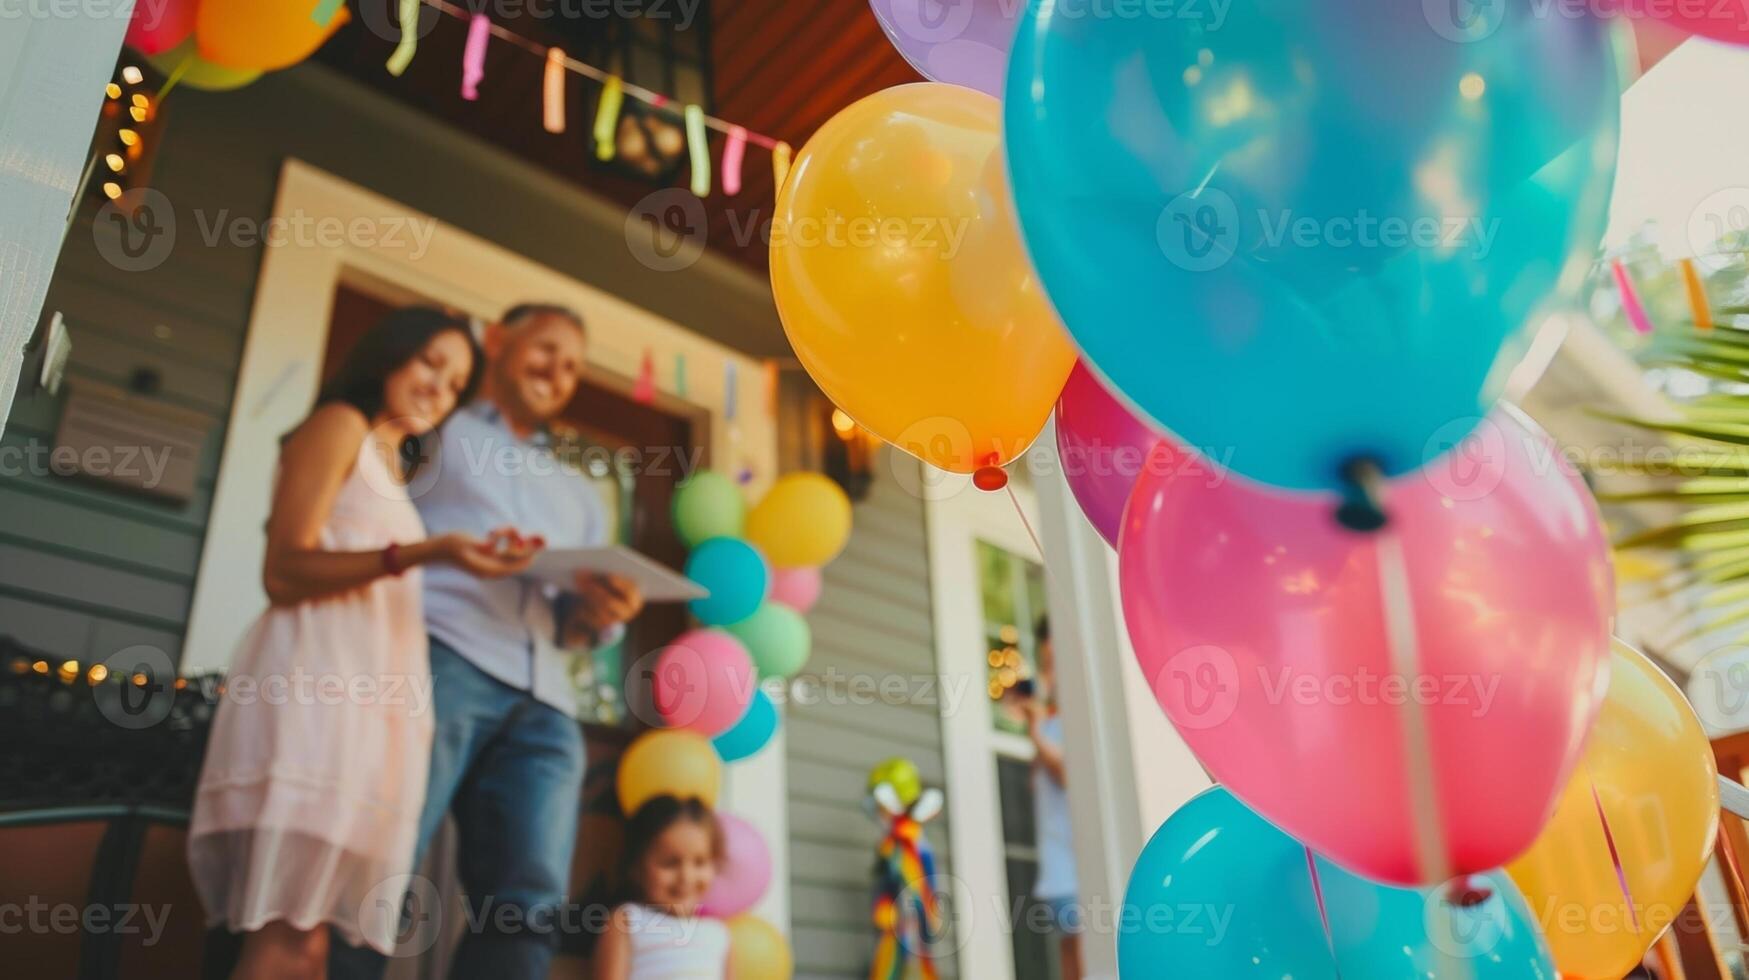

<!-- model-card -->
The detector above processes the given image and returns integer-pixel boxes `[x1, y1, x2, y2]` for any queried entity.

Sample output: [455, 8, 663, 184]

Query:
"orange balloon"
[770, 83, 1075, 475]
[196, 0, 350, 72]
[617, 730, 721, 813]
[726, 915, 793, 980]
[1508, 639, 1718, 980]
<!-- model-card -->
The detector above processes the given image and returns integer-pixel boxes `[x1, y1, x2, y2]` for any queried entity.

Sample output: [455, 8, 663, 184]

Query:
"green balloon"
[725, 602, 811, 680]
[672, 470, 745, 549]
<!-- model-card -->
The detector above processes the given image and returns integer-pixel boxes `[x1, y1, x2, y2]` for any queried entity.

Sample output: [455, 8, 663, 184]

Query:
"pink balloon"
[1056, 362, 1215, 547]
[700, 813, 772, 918]
[1602, 0, 1749, 46]
[654, 630, 757, 738]
[769, 566, 823, 613]
[125, 0, 198, 56]
[868, 0, 1019, 97]
[1118, 409, 1612, 885]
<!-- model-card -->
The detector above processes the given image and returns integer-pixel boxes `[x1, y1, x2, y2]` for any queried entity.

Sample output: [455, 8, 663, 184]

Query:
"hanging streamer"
[725, 363, 739, 421]
[722, 126, 748, 196]
[1612, 259, 1654, 335]
[543, 47, 567, 133]
[594, 75, 624, 161]
[386, 0, 421, 77]
[676, 353, 689, 398]
[311, 0, 346, 25]
[772, 141, 793, 191]
[460, 14, 490, 101]
[686, 104, 712, 197]
[634, 349, 656, 404]
[1680, 258, 1714, 330]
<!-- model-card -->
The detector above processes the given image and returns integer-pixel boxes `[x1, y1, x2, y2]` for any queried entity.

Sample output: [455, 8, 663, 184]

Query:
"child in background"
[595, 796, 731, 980]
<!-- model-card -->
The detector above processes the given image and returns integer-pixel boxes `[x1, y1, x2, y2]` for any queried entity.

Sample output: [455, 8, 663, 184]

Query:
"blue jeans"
[330, 638, 586, 980]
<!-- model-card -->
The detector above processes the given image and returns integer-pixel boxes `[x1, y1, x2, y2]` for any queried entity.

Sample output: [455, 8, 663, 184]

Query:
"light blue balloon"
[685, 537, 770, 626]
[713, 688, 779, 762]
[1005, 0, 1622, 491]
[1119, 788, 1555, 978]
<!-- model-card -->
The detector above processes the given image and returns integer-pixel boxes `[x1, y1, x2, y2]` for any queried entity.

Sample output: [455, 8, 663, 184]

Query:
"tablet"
[526, 546, 707, 602]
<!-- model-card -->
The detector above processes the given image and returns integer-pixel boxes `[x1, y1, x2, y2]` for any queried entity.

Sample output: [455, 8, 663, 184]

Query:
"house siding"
[787, 448, 958, 979]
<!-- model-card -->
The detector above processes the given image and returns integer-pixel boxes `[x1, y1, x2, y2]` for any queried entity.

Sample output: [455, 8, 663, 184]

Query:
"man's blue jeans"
[330, 637, 586, 979]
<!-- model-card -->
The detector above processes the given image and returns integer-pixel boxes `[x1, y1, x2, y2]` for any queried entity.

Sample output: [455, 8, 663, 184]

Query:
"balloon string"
[1717, 820, 1747, 900]
[1375, 529, 1450, 885]
[1590, 774, 1642, 933]
[1304, 846, 1341, 977]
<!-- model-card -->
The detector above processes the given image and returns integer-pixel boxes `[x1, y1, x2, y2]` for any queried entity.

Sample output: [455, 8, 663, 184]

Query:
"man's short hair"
[501, 303, 585, 333]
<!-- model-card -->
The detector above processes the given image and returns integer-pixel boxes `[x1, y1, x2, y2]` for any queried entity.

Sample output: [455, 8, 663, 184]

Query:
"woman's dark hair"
[316, 306, 483, 421]
[618, 795, 724, 902]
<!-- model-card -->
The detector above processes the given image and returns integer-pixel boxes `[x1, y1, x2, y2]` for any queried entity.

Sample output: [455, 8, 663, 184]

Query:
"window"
[977, 540, 1049, 736]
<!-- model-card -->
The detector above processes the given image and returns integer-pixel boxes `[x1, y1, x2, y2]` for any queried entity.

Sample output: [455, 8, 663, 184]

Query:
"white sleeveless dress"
[623, 904, 730, 979]
[188, 438, 434, 953]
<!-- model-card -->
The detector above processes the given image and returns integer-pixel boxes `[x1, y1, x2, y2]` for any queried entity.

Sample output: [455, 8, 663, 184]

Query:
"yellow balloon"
[146, 39, 262, 92]
[745, 473, 852, 568]
[197, 0, 350, 72]
[726, 915, 793, 980]
[770, 83, 1076, 476]
[1507, 639, 1718, 980]
[617, 730, 721, 813]
[868, 757, 923, 808]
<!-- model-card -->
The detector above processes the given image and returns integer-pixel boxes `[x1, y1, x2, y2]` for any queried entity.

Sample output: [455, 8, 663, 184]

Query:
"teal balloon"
[725, 602, 812, 680]
[1005, 0, 1622, 491]
[673, 470, 745, 549]
[686, 537, 770, 626]
[1119, 788, 1555, 978]
[713, 689, 779, 762]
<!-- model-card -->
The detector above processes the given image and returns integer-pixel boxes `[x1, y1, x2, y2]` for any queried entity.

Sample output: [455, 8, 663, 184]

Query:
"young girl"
[595, 795, 731, 979]
[188, 307, 541, 978]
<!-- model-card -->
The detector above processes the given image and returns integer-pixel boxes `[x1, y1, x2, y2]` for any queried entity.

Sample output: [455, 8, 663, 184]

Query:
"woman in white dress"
[189, 307, 541, 978]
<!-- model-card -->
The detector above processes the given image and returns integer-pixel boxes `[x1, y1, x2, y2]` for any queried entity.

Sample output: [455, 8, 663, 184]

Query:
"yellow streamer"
[772, 141, 793, 190]
[594, 75, 624, 161]
[543, 48, 566, 133]
[686, 104, 711, 197]
[386, 0, 419, 76]
[1681, 258, 1714, 330]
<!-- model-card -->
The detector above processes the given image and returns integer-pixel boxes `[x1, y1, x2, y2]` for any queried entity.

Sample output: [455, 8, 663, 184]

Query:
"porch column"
[0, 4, 127, 434]
[1031, 422, 1212, 979]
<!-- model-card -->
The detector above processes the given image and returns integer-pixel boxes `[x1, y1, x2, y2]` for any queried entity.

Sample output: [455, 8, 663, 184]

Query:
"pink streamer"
[1304, 847, 1339, 968]
[1612, 259, 1654, 335]
[461, 14, 490, 101]
[1590, 778, 1642, 933]
[722, 125, 748, 196]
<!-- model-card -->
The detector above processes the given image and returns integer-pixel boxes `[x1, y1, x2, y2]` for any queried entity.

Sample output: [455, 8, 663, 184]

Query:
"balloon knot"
[973, 465, 1009, 493]
[1335, 456, 1389, 533]
[1443, 876, 1494, 908]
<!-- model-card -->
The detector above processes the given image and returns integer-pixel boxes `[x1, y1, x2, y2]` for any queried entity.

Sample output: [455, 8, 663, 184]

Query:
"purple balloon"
[1055, 362, 1179, 546]
[868, 0, 1019, 97]
[700, 813, 772, 918]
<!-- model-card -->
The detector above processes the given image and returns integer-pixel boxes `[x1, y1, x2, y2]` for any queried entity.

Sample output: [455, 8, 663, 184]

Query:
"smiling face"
[380, 329, 475, 436]
[488, 313, 586, 427]
[633, 819, 720, 916]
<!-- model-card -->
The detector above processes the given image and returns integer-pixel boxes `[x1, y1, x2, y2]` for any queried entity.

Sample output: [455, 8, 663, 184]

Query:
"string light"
[121, 65, 143, 85]
[104, 153, 125, 173]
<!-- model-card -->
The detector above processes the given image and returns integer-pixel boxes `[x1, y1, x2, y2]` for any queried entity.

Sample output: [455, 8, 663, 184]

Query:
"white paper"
[525, 546, 706, 602]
